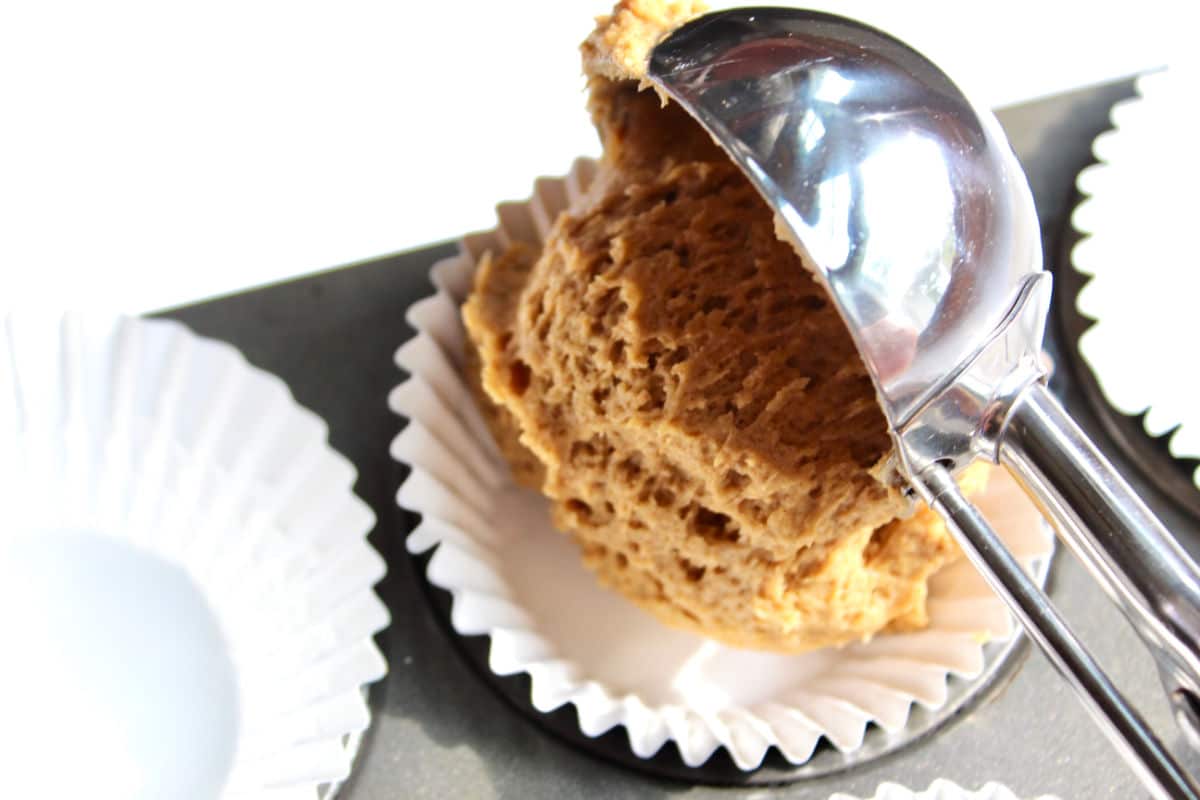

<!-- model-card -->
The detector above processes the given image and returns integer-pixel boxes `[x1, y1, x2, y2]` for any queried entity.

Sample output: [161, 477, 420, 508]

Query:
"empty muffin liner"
[831, 779, 1062, 800]
[1071, 66, 1200, 487]
[390, 159, 1054, 771]
[0, 313, 389, 799]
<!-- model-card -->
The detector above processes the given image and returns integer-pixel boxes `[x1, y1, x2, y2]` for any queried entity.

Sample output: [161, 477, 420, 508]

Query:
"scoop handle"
[916, 460, 1198, 800]
[1001, 382, 1200, 742]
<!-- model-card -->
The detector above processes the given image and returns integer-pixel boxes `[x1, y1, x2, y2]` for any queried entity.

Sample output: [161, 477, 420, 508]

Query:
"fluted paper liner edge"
[1071, 67, 1200, 486]
[830, 777, 1062, 800]
[0, 313, 390, 797]
[390, 159, 1054, 771]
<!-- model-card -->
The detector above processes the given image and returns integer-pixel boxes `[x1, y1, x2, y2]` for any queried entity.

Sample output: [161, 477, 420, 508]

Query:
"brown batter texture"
[461, 0, 982, 652]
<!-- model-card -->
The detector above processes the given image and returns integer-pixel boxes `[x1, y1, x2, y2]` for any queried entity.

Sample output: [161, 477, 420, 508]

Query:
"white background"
[0, 1, 1177, 312]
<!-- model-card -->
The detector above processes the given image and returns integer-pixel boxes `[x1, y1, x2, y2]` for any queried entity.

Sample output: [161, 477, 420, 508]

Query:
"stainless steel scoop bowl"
[648, 9, 1200, 799]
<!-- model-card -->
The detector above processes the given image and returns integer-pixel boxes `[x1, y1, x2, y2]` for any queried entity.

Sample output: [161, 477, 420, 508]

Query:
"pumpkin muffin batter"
[461, 0, 984, 652]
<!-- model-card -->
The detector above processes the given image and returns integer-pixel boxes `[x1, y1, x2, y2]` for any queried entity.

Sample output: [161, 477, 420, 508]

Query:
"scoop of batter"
[462, 0, 983, 651]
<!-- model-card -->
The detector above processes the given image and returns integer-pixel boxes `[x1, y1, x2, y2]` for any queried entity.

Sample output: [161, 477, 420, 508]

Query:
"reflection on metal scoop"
[649, 9, 1200, 799]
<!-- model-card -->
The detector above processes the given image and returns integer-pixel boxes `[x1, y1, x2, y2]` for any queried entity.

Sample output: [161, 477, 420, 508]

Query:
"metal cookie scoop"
[647, 8, 1200, 799]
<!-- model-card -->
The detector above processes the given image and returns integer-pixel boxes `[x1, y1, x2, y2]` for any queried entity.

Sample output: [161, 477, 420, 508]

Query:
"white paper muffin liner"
[0, 313, 388, 799]
[390, 160, 1053, 771]
[1072, 65, 1200, 487]
[830, 779, 1061, 800]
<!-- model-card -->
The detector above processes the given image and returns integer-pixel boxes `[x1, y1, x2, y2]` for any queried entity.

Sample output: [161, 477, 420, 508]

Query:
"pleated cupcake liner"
[1071, 66, 1200, 486]
[830, 778, 1062, 800]
[0, 312, 389, 798]
[390, 160, 1053, 771]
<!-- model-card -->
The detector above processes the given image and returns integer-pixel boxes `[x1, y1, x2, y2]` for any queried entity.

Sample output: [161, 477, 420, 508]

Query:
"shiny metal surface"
[917, 463, 1198, 800]
[1003, 386, 1200, 752]
[649, 9, 1200, 797]
[648, 8, 1044, 452]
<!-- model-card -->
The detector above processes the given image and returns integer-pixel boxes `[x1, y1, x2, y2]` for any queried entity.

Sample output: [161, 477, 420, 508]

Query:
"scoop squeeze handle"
[1001, 384, 1200, 746]
[917, 457, 1200, 800]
